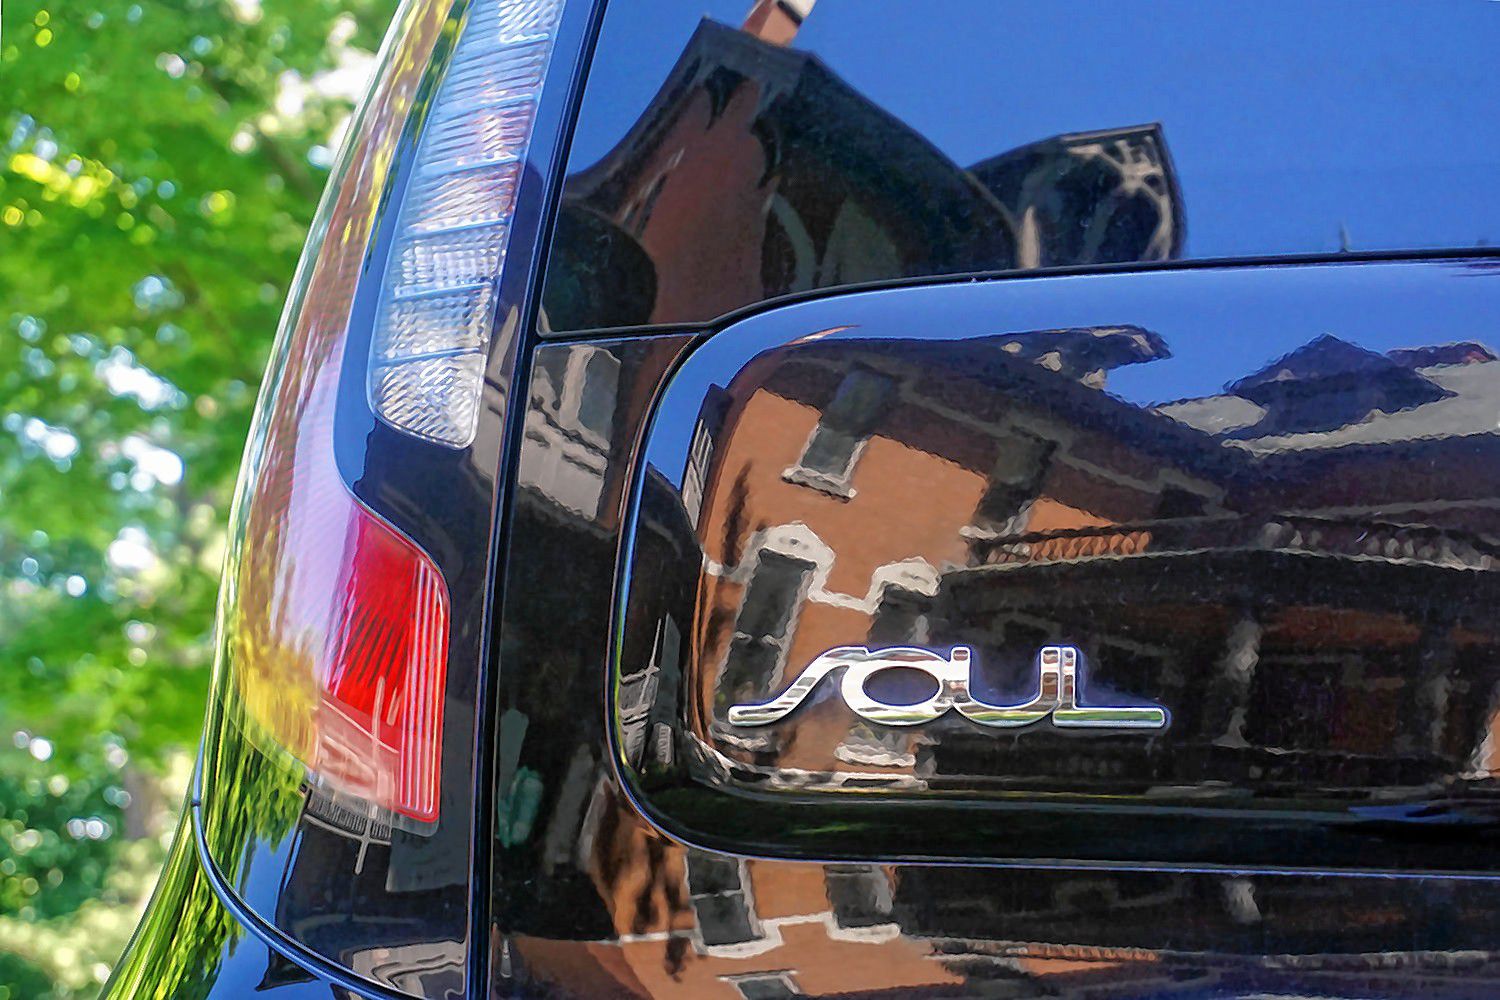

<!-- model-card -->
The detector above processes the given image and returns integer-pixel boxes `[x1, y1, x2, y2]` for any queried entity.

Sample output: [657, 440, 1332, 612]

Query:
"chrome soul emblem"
[728, 646, 1167, 730]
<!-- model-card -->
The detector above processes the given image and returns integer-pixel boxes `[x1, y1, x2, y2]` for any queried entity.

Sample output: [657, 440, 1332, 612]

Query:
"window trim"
[784, 366, 897, 497]
[721, 970, 801, 999]
[721, 547, 815, 698]
[684, 852, 773, 956]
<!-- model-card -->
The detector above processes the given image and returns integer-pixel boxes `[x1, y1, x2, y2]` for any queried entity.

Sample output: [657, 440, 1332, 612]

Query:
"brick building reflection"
[672, 327, 1500, 795]
[543, 13, 1183, 330]
[588, 323, 1500, 998]
[511, 4, 1500, 996]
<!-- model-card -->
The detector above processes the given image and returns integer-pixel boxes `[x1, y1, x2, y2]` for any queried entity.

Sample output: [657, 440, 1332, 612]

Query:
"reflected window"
[534, 348, 570, 405]
[821, 198, 900, 286]
[682, 420, 715, 525]
[725, 972, 800, 1000]
[793, 368, 894, 487]
[825, 864, 895, 930]
[1248, 655, 1344, 753]
[537, 346, 620, 444]
[686, 850, 762, 947]
[1154, 485, 1208, 519]
[721, 550, 812, 703]
[868, 587, 928, 646]
[524, 346, 621, 518]
[974, 430, 1055, 526]
[682, 385, 730, 527]
[577, 350, 621, 438]
[841, 592, 928, 768]
[762, 194, 816, 297]
[618, 615, 678, 766]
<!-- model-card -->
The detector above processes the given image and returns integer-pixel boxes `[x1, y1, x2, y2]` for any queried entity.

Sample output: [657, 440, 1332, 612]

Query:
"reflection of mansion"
[516, 5, 1500, 995]
[557, 766, 1500, 999]
[598, 334, 1500, 993]
[546, 15, 1183, 329]
[561, 787, 1495, 1000]
[677, 328, 1500, 794]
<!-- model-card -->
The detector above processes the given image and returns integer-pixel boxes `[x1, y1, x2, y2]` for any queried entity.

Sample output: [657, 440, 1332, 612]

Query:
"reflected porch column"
[1197, 609, 1263, 748]
[1400, 612, 1459, 757]
[1464, 656, 1500, 777]
[1220, 877, 1261, 926]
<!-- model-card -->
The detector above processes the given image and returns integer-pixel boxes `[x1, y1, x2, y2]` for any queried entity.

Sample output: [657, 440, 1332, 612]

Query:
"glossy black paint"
[612, 258, 1500, 876]
[189, 0, 476, 990]
[112, 0, 607, 995]
[110, 1, 1500, 997]
[106, 811, 358, 999]
[545, 0, 1500, 333]
[484, 304, 1500, 999]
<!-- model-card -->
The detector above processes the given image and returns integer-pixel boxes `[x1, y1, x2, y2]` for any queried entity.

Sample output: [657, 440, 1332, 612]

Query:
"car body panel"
[546, 0, 1500, 333]
[108, 0, 1500, 997]
[612, 257, 1500, 876]
[486, 312, 1500, 999]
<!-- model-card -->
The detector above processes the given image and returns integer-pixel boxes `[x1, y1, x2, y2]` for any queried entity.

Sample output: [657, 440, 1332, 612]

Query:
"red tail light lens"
[210, 0, 565, 835]
[317, 513, 449, 823]
[182, 0, 572, 988]
[230, 353, 451, 822]
[226, 217, 452, 825]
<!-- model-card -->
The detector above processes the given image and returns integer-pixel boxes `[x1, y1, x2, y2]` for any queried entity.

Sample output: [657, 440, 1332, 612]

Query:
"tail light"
[371, 0, 563, 446]
[230, 362, 452, 822]
[210, 0, 564, 838]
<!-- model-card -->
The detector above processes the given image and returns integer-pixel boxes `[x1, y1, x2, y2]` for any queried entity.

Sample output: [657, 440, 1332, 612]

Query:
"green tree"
[0, 0, 397, 993]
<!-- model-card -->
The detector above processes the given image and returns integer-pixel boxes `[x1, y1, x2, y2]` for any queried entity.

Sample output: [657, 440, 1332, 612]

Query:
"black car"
[109, 1, 1500, 997]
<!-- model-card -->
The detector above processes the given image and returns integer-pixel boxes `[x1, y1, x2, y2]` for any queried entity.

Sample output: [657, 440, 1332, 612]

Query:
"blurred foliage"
[0, 0, 397, 994]
[1, 744, 127, 920]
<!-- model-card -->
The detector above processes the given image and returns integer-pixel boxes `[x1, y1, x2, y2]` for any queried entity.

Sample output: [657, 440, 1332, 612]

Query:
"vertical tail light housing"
[228, 392, 453, 824]
[191, 0, 567, 986]
[209, 0, 562, 835]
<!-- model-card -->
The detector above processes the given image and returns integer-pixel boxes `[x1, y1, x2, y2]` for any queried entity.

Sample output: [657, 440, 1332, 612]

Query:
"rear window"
[542, 0, 1500, 332]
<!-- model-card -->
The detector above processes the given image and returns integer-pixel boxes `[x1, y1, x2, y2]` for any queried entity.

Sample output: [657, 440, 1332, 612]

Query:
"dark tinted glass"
[543, 0, 1500, 331]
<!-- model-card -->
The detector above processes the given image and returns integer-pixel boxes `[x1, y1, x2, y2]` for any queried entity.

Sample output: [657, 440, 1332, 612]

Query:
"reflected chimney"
[742, 0, 815, 45]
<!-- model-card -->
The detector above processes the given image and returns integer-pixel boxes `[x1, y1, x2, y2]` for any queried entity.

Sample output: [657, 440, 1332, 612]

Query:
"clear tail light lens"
[369, 0, 563, 446]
